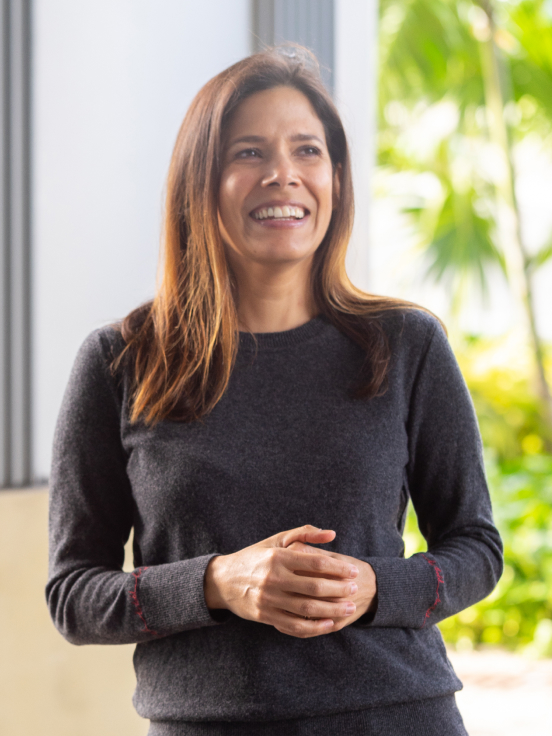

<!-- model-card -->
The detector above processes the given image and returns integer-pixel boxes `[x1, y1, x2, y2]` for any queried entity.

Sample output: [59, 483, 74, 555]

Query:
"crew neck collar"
[238, 315, 327, 350]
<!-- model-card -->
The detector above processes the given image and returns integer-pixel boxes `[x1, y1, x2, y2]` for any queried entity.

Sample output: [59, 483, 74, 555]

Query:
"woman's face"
[218, 86, 338, 272]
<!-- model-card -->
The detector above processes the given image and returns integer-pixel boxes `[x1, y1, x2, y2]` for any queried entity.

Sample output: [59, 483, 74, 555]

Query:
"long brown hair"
[113, 45, 437, 425]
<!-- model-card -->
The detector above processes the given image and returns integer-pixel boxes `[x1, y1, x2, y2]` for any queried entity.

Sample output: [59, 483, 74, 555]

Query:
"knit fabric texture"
[46, 310, 503, 728]
[147, 694, 468, 735]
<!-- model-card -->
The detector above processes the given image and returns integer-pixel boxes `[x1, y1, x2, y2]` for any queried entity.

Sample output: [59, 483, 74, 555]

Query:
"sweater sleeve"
[355, 319, 503, 629]
[46, 329, 230, 646]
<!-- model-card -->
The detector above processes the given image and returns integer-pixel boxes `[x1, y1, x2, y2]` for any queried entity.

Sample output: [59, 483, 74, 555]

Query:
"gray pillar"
[0, 0, 32, 488]
[253, 0, 334, 92]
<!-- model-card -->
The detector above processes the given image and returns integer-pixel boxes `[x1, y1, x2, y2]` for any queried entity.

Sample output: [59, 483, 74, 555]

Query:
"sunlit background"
[1, 1, 551, 735]
[375, 0, 552, 662]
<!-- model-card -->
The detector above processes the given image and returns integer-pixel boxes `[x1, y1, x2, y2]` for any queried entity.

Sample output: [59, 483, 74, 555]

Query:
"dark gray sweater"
[46, 310, 502, 729]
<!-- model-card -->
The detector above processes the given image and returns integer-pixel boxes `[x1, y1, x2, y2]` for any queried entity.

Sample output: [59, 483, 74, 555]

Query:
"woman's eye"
[298, 145, 322, 156]
[236, 148, 261, 159]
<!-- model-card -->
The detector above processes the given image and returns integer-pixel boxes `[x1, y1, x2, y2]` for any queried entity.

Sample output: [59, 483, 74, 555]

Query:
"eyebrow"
[227, 133, 325, 147]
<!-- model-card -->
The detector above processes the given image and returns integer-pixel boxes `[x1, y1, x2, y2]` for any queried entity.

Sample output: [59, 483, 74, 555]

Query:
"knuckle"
[312, 556, 329, 572]
[256, 577, 268, 597]
[308, 580, 323, 596]
[300, 601, 317, 618]
[264, 561, 280, 582]
[263, 569, 275, 586]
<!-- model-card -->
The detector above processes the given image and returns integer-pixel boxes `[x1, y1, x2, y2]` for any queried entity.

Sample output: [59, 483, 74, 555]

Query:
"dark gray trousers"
[148, 694, 469, 735]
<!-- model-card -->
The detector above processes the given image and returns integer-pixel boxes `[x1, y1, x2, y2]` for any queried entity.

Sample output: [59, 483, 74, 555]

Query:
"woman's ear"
[332, 164, 342, 209]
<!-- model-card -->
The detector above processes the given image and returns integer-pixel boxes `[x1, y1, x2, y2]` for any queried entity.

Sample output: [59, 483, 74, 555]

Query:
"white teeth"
[253, 205, 306, 220]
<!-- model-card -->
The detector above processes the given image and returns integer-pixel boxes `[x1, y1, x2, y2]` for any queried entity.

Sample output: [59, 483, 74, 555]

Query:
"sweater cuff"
[353, 554, 440, 629]
[133, 553, 232, 636]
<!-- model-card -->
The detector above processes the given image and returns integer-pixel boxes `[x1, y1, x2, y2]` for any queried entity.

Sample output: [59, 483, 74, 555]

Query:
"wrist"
[204, 554, 228, 610]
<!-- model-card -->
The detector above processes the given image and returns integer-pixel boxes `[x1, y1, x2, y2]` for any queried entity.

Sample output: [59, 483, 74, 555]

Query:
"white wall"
[335, 0, 378, 293]
[32, 0, 251, 480]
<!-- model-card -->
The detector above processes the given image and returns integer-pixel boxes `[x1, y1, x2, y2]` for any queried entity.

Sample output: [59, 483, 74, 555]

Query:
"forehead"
[224, 86, 326, 143]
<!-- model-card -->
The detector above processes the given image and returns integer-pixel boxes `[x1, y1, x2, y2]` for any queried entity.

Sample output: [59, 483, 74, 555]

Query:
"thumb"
[277, 524, 336, 548]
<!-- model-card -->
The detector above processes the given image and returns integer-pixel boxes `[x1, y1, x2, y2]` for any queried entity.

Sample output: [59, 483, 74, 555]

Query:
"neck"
[231, 258, 317, 334]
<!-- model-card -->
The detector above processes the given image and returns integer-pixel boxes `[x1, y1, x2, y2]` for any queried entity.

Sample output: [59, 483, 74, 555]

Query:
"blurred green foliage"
[378, 0, 552, 301]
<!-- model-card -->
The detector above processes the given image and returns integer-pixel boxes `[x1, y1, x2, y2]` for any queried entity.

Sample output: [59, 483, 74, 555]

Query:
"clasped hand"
[204, 525, 377, 639]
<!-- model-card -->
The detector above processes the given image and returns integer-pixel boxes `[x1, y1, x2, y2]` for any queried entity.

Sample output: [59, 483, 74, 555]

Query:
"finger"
[283, 549, 359, 579]
[280, 593, 356, 620]
[287, 541, 337, 557]
[272, 611, 335, 638]
[279, 567, 359, 600]
[293, 569, 348, 582]
[277, 525, 336, 548]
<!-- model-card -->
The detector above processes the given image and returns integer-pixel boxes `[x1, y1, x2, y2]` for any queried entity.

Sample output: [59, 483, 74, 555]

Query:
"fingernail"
[345, 603, 356, 614]
[324, 620, 334, 629]
[349, 566, 359, 577]
[350, 583, 358, 595]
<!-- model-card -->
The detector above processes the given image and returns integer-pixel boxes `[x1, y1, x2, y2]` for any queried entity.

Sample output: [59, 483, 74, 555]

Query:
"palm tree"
[378, 0, 552, 428]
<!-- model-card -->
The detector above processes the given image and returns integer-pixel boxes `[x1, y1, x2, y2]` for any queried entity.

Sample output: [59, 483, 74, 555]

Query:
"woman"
[47, 46, 503, 735]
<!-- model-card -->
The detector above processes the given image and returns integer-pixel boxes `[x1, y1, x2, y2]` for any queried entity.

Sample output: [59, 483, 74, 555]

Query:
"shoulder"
[373, 308, 459, 395]
[67, 324, 128, 402]
[74, 324, 127, 370]
[376, 307, 445, 358]
[378, 307, 441, 340]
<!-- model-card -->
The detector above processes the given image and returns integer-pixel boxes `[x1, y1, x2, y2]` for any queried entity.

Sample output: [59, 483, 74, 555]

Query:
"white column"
[334, 0, 378, 293]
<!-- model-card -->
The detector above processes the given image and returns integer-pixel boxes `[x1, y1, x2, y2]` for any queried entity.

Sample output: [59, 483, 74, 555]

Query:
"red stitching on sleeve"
[130, 567, 158, 636]
[421, 554, 444, 628]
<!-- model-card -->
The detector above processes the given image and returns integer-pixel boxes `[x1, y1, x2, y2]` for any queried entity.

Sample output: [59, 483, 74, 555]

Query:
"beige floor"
[450, 648, 552, 736]
[1, 488, 550, 736]
[0, 488, 148, 736]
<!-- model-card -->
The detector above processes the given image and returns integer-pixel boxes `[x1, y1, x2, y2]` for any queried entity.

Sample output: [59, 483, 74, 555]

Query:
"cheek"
[219, 175, 237, 218]
[218, 182, 244, 240]
[312, 170, 335, 217]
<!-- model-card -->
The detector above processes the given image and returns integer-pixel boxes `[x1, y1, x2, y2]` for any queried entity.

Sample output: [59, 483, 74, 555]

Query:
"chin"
[254, 238, 318, 259]
[255, 247, 315, 265]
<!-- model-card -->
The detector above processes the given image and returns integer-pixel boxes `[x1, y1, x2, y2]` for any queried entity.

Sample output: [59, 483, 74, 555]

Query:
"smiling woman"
[46, 46, 503, 736]
[218, 85, 338, 333]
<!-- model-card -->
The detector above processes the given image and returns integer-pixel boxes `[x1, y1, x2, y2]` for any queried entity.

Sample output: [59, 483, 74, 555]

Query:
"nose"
[261, 150, 299, 188]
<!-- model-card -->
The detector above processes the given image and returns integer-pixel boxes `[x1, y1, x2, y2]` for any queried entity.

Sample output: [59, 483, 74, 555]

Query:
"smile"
[252, 205, 307, 221]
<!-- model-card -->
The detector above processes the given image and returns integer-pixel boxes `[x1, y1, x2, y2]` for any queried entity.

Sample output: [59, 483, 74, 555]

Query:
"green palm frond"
[526, 239, 552, 274]
[422, 187, 506, 296]
[508, 1, 552, 120]
[379, 0, 484, 114]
